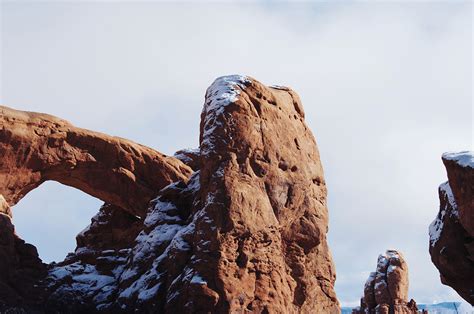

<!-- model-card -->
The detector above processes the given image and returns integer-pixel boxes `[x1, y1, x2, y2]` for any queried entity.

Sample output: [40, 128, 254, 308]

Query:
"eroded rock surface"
[0, 105, 192, 217]
[429, 151, 474, 305]
[352, 250, 418, 314]
[0, 75, 339, 313]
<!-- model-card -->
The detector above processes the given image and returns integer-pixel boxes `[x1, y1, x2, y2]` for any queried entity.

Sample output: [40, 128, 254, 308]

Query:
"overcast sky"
[1, 1, 472, 307]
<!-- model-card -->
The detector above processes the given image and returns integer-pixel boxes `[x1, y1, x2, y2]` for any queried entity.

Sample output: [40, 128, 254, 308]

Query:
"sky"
[1, 0, 473, 308]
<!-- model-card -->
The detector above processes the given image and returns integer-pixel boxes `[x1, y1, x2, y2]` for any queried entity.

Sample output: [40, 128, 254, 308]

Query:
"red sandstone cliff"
[0, 75, 340, 313]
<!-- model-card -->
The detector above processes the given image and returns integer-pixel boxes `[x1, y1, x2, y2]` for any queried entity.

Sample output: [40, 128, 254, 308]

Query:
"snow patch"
[387, 265, 397, 273]
[364, 272, 376, 289]
[442, 151, 474, 168]
[429, 182, 459, 247]
[201, 75, 250, 157]
[190, 274, 207, 285]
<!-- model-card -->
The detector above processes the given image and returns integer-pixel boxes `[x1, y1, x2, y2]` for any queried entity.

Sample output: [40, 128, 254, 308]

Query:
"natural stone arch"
[0, 106, 193, 217]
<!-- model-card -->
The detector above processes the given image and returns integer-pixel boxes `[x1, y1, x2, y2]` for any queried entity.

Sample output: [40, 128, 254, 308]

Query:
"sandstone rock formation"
[0, 75, 339, 313]
[429, 151, 474, 305]
[0, 105, 192, 217]
[352, 250, 418, 314]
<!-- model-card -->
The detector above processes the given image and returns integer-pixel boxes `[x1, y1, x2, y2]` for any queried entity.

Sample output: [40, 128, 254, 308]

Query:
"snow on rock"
[430, 152, 474, 305]
[8, 75, 341, 313]
[429, 182, 458, 247]
[442, 151, 474, 168]
[174, 148, 200, 170]
[200, 75, 250, 157]
[116, 171, 202, 308]
[46, 171, 203, 312]
[354, 250, 416, 313]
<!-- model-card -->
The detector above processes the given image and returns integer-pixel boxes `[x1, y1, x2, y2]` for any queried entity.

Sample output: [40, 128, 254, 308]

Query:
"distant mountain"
[342, 302, 473, 314]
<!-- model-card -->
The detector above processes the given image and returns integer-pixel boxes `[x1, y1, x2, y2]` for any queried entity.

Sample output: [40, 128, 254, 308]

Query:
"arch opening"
[12, 181, 102, 263]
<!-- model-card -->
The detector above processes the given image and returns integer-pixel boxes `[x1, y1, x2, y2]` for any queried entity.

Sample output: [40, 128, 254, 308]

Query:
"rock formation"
[0, 105, 192, 217]
[429, 151, 474, 305]
[0, 196, 47, 311]
[352, 250, 418, 314]
[0, 75, 339, 313]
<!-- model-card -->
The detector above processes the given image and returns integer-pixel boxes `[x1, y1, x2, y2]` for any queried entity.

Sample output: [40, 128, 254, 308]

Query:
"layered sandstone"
[0, 75, 339, 312]
[429, 151, 474, 305]
[352, 250, 418, 314]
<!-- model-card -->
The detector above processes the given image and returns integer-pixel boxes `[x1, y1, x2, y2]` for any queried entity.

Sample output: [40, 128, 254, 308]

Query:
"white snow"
[204, 75, 249, 112]
[116, 171, 205, 304]
[376, 254, 389, 270]
[201, 75, 250, 156]
[47, 167, 212, 309]
[73, 272, 115, 289]
[190, 274, 207, 285]
[144, 199, 181, 227]
[185, 171, 201, 192]
[439, 182, 457, 213]
[174, 148, 200, 165]
[269, 85, 289, 90]
[429, 209, 445, 247]
[364, 272, 376, 289]
[47, 260, 119, 305]
[174, 148, 200, 155]
[442, 151, 474, 168]
[387, 265, 397, 273]
[429, 182, 458, 247]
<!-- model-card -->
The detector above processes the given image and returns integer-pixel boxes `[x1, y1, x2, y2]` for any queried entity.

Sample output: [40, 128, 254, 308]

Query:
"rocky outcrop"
[429, 151, 474, 305]
[0, 106, 192, 311]
[352, 250, 418, 314]
[0, 75, 339, 312]
[0, 197, 47, 310]
[0, 105, 192, 217]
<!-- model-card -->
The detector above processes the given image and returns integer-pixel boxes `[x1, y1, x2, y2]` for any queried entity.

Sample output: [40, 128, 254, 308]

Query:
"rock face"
[0, 105, 192, 217]
[429, 151, 474, 305]
[0, 75, 339, 313]
[0, 197, 47, 310]
[352, 250, 418, 314]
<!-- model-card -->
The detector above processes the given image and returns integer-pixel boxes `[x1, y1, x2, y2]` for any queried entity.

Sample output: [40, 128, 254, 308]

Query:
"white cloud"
[1, 1, 472, 306]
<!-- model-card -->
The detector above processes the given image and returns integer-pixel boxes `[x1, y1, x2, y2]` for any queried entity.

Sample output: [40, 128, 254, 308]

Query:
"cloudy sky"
[1, 0, 472, 307]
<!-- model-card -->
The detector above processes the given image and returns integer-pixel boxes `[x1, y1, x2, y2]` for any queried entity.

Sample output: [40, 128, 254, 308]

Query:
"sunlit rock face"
[0, 105, 192, 217]
[352, 250, 418, 314]
[429, 152, 474, 305]
[0, 75, 339, 313]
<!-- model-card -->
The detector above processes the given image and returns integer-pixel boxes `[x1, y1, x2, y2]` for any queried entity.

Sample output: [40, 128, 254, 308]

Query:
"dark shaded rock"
[429, 151, 474, 305]
[0, 197, 47, 309]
